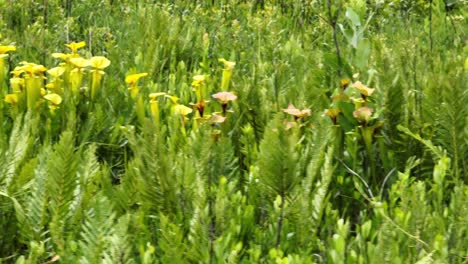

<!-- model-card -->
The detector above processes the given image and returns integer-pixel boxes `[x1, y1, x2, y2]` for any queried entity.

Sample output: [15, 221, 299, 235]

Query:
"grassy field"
[0, 0, 466, 263]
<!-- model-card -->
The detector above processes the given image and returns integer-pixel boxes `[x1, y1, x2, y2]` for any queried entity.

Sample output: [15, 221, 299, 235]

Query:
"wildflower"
[89, 56, 111, 100]
[340, 78, 351, 90]
[192, 74, 207, 99]
[19, 62, 47, 78]
[353, 106, 373, 123]
[149, 92, 167, 101]
[125, 73, 148, 87]
[0, 45, 16, 80]
[212, 91, 237, 104]
[219, 58, 236, 70]
[0, 45, 16, 56]
[65, 41, 86, 54]
[218, 58, 236, 91]
[69, 58, 89, 95]
[69, 57, 90, 68]
[47, 66, 66, 78]
[149, 92, 166, 125]
[10, 77, 24, 93]
[52, 53, 72, 61]
[209, 113, 226, 124]
[44, 93, 63, 112]
[165, 94, 180, 104]
[283, 103, 311, 120]
[212, 91, 237, 114]
[126, 73, 148, 99]
[15, 62, 46, 110]
[190, 99, 208, 118]
[324, 108, 340, 124]
[174, 104, 193, 116]
[89, 56, 111, 73]
[0, 45, 16, 78]
[174, 104, 193, 129]
[352, 81, 375, 98]
[44, 93, 62, 105]
[10, 68, 24, 77]
[4, 94, 19, 104]
[191, 74, 207, 88]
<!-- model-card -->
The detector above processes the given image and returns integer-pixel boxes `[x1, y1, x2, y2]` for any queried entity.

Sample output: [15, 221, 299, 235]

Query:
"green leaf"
[346, 8, 361, 27]
[355, 38, 371, 69]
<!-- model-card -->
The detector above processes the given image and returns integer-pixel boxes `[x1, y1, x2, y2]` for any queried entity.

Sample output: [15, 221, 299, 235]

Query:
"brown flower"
[283, 104, 311, 120]
[353, 106, 373, 123]
[212, 91, 237, 104]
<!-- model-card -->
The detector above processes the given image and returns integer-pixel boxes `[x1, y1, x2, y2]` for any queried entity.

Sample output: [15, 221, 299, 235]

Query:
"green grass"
[0, 0, 467, 263]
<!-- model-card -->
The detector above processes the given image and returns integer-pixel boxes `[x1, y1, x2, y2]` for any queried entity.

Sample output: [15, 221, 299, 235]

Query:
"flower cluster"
[325, 78, 379, 128]
[123, 58, 237, 134]
[3, 41, 111, 115]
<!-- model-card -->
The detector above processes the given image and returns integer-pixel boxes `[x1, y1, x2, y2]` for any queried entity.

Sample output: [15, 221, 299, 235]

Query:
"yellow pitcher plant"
[125, 72, 148, 125]
[0, 45, 16, 88]
[69, 57, 90, 96]
[149, 92, 166, 127]
[89, 56, 111, 100]
[19, 62, 47, 111]
[218, 58, 235, 91]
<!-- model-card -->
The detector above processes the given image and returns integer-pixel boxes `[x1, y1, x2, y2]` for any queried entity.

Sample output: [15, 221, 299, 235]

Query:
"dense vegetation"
[0, 0, 466, 263]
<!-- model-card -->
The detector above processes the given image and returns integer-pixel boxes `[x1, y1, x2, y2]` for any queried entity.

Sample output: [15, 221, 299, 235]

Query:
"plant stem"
[275, 194, 285, 248]
[326, 0, 342, 78]
[429, 0, 433, 52]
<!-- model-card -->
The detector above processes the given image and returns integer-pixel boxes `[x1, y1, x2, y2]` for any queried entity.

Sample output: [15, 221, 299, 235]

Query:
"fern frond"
[78, 194, 116, 264]
[102, 214, 135, 264]
[0, 113, 35, 189]
[46, 131, 79, 253]
[257, 115, 300, 198]
[311, 147, 335, 222]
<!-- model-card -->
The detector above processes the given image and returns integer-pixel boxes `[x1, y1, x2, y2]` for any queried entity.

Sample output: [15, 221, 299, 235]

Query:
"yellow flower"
[52, 53, 72, 61]
[218, 58, 236, 70]
[125, 73, 148, 87]
[65, 41, 86, 53]
[69, 57, 90, 68]
[324, 108, 340, 118]
[340, 78, 351, 90]
[0, 45, 16, 59]
[10, 68, 24, 77]
[212, 91, 237, 104]
[165, 94, 180, 104]
[47, 66, 66, 78]
[324, 108, 340, 124]
[352, 81, 375, 97]
[44, 93, 62, 112]
[218, 59, 236, 90]
[10, 77, 24, 93]
[282, 103, 311, 119]
[4, 94, 18, 104]
[89, 56, 111, 71]
[174, 104, 193, 116]
[149, 92, 167, 101]
[191, 74, 207, 87]
[18, 62, 47, 77]
[0, 45, 16, 54]
[149, 93, 166, 126]
[44, 93, 62, 105]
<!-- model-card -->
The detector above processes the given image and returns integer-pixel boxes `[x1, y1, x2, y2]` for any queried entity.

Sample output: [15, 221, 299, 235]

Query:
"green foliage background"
[0, 0, 466, 263]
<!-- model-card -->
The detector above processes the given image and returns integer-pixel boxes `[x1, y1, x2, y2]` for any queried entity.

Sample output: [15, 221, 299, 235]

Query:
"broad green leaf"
[346, 8, 361, 27]
[355, 38, 371, 69]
